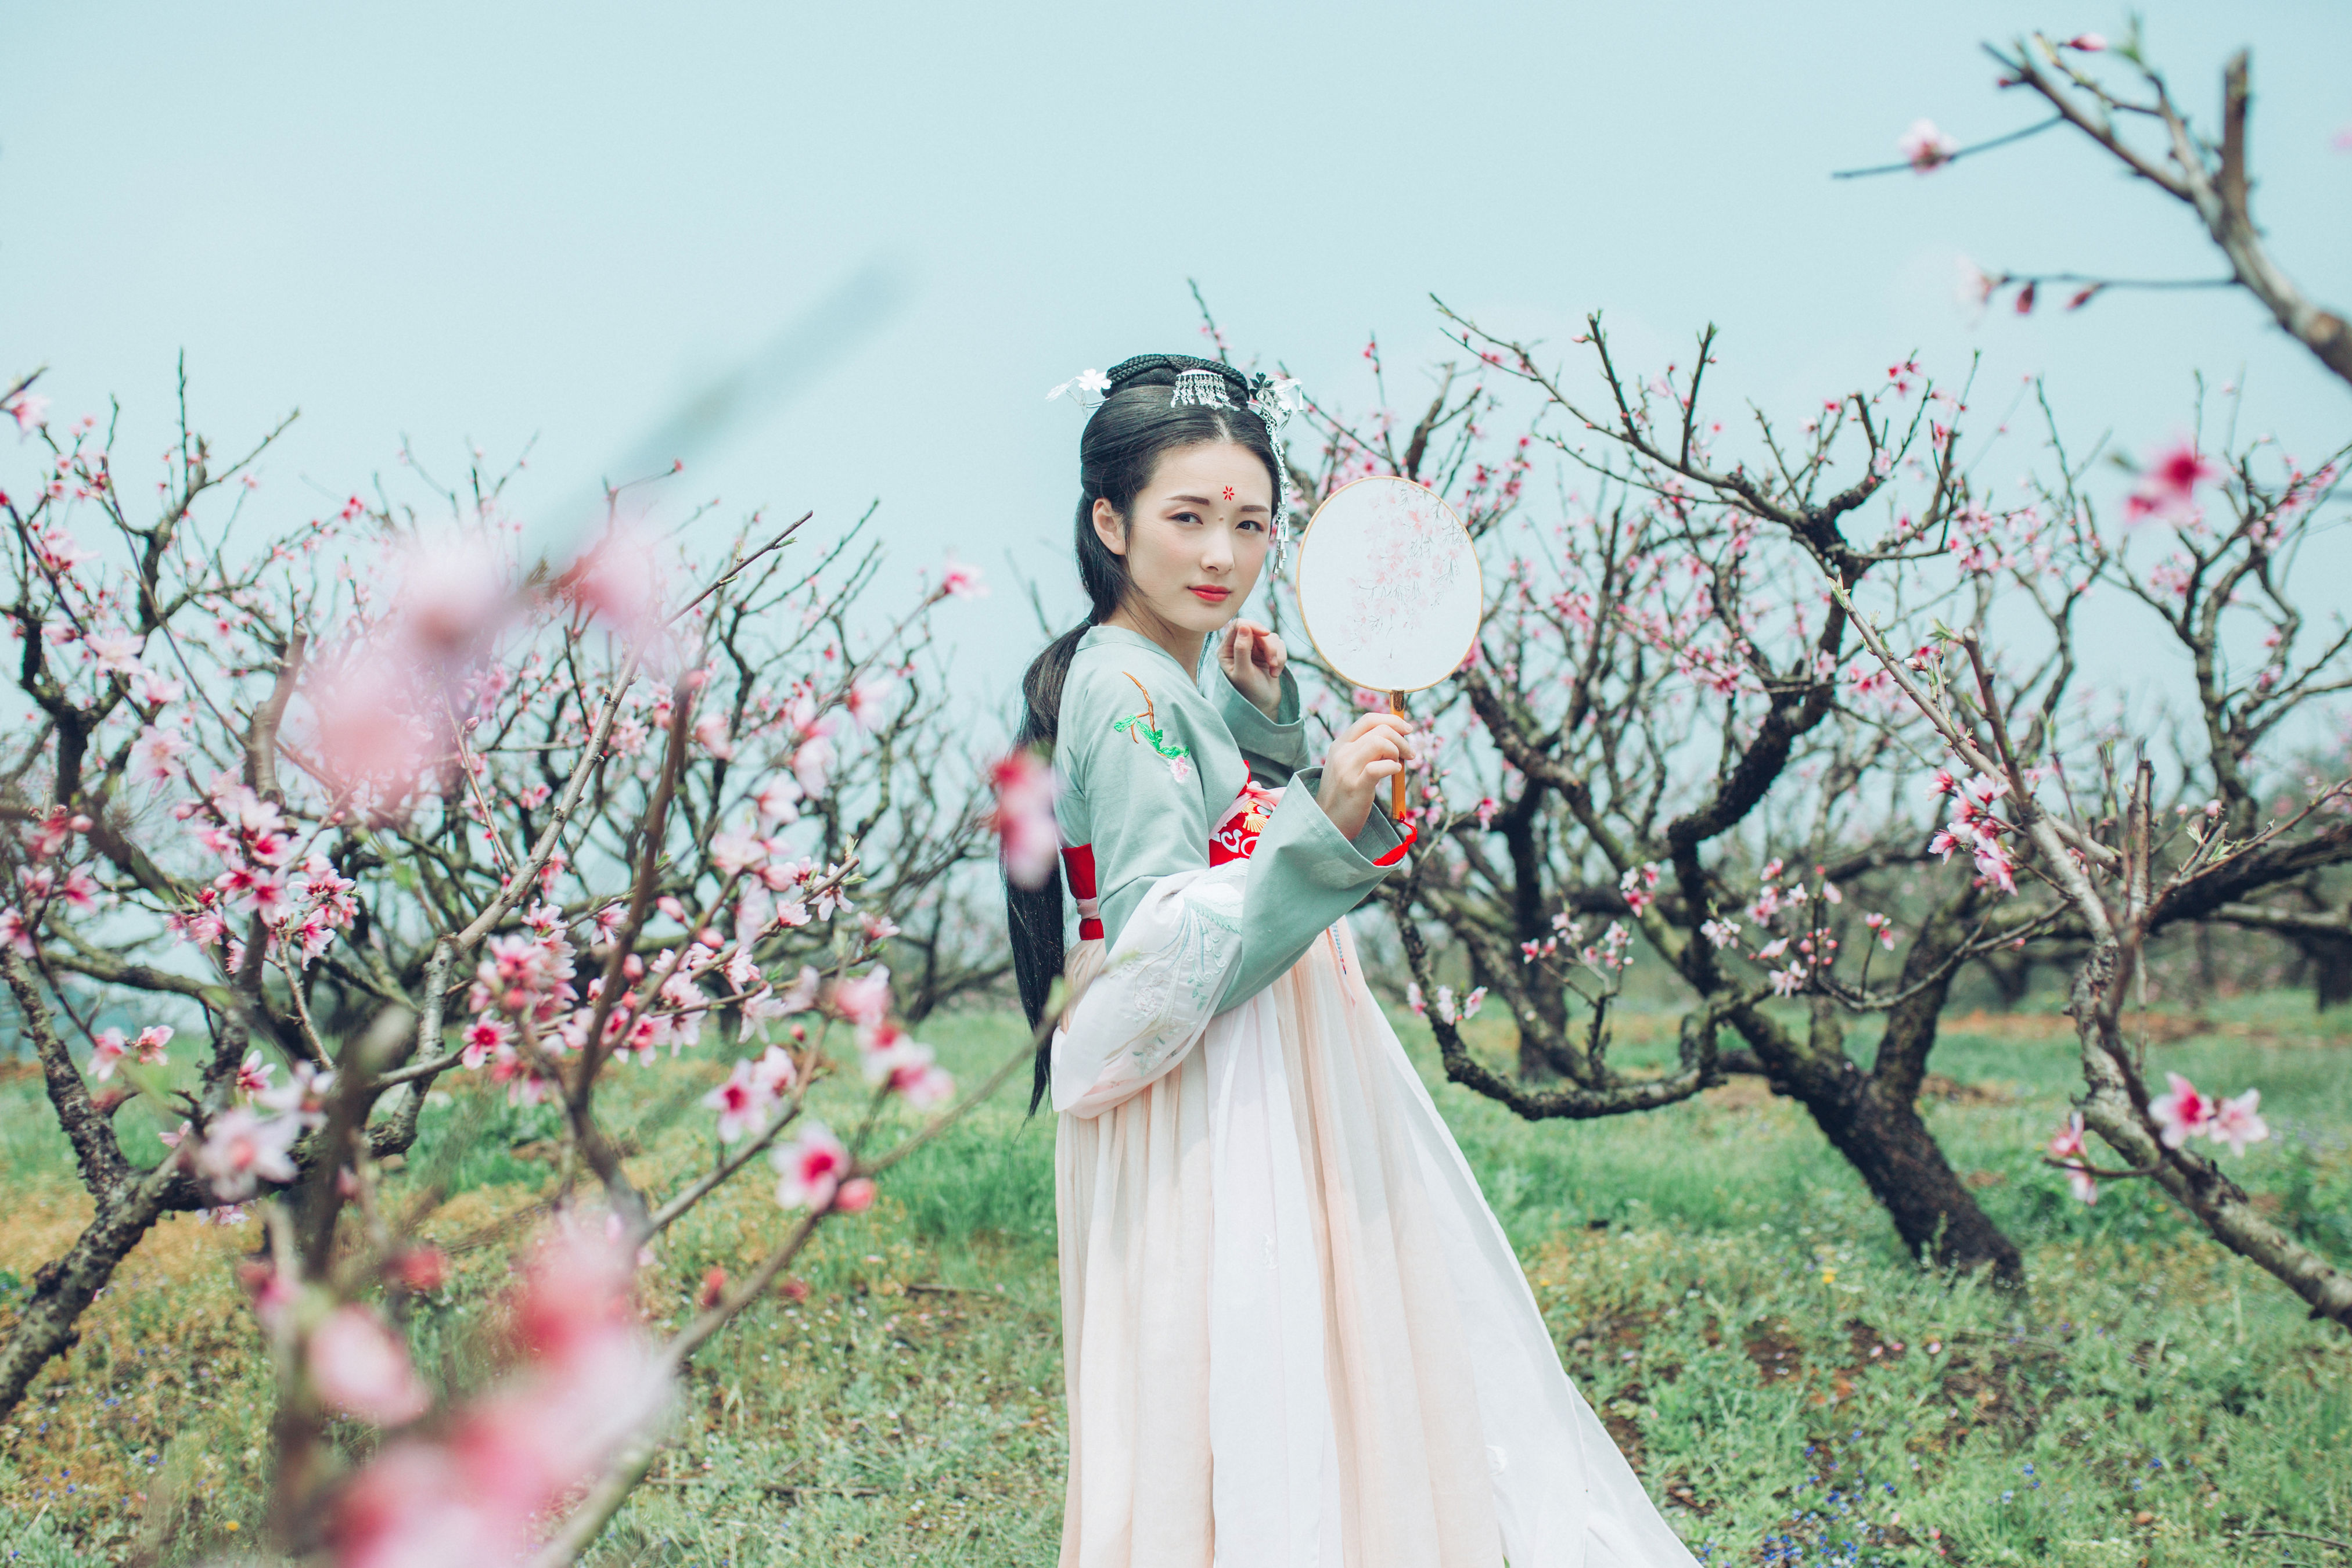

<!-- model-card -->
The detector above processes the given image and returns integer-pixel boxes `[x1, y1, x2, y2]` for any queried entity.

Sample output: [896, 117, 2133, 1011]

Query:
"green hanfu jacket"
[1052, 625, 1404, 1013]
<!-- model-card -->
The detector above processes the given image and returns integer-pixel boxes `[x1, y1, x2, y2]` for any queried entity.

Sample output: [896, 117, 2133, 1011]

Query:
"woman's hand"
[1314, 713, 1414, 841]
[1218, 620, 1288, 720]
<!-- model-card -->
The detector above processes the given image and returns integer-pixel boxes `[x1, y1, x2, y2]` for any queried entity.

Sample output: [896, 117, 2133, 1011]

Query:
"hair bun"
[1105, 353, 1249, 400]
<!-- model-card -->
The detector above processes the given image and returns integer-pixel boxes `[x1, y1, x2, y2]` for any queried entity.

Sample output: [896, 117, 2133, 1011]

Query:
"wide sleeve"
[1209, 662, 1310, 784]
[1063, 657, 1395, 1014]
[1220, 769, 1398, 1007]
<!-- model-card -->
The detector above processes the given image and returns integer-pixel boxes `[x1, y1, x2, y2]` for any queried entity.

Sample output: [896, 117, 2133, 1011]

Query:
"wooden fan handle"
[1389, 690, 1408, 818]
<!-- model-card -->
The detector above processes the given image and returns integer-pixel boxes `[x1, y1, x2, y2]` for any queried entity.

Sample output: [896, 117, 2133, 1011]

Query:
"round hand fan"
[1292, 474, 1483, 822]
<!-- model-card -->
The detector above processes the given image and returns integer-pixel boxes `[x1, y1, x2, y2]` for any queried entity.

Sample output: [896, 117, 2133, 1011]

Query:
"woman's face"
[1093, 440, 1273, 641]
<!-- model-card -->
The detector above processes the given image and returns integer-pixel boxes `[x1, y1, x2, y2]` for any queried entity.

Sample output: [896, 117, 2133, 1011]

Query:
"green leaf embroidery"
[1110, 672, 1191, 769]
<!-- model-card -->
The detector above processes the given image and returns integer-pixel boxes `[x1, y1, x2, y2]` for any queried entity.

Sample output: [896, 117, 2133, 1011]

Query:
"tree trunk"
[1727, 886, 2025, 1284]
[1807, 1078, 2023, 1283]
[2308, 935, 2352, 1012]
[1731, 1010, 2024, 1284]
[0, 1170, 172, 1419]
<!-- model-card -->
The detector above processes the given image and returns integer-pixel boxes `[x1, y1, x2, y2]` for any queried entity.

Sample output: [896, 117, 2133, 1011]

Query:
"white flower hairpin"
[1045, 368, 1113, 409]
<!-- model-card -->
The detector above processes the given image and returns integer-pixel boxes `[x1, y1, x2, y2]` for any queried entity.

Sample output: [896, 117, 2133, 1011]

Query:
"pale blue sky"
[10, 2, 2350, 695]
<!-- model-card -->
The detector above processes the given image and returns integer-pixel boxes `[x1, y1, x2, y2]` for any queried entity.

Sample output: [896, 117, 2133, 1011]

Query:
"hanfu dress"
[1048, 625, 1699, 1568]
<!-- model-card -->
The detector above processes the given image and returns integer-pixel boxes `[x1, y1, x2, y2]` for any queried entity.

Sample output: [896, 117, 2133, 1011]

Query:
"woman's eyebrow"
[1166, 492, 1269, 512]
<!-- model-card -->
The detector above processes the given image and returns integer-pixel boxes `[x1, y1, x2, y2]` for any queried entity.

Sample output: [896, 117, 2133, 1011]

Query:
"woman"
[1009, 353, 1699, 1567]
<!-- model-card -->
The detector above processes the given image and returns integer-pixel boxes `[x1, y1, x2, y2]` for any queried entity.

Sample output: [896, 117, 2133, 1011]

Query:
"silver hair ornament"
[1247, 375, 1306, 577]
[1170, 369, 1235, 409]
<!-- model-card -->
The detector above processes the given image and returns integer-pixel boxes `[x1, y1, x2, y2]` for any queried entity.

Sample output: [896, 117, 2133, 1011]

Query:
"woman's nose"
[1202, 526, 1235, 573]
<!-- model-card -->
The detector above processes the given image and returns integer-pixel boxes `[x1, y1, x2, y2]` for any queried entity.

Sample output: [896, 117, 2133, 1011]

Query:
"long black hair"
[1009, 353, 1286, 1110]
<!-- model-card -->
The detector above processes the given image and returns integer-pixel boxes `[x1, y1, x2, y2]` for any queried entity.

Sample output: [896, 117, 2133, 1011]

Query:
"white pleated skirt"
[1054, 920, 1700, 1567]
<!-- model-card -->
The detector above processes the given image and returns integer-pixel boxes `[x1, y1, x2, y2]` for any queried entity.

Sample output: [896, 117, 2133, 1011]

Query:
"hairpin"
[1046, 368, 1112, 410]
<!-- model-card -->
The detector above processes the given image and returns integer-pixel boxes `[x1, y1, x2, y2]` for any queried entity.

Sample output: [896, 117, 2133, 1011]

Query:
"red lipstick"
[1188, 586, 1232, 603]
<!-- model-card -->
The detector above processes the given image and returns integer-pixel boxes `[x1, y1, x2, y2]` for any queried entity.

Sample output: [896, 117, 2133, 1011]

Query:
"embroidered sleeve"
[1062, 662, 1214, 948]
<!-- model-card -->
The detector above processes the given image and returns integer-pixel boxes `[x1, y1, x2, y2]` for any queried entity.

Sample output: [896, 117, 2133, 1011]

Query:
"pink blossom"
[89, 1028, 129, 1080]
[1459, 986, 1487, 1020]
[2125, 438, 2220, 525]
[772, 1119, 852, 1210]
[236, 1049, 275, 1096]
[753, 774, 803, 825]
[1754, 936, 1791, 961]
[702, 1058, 774, 1142]
[833, 1177, 877, 1213]
[132, 668, 184, 707]
[862, 1030, 954, 1107]
[750, 1043, 798, 1098]
[4, 390, 50, 433]
[1433, 985, 1457, 1025]
[2065, 33, 2107, 50]
[404, 535, 516, 652]
[1700, 918, 1740, 950]
[829, 966, 892, 1028]
[1405, 981, 1426, 1016]
[692, 713, 735, 760]
[128, 725, 188, 785]
[331, 1224, 669, 1568]
[709, 833, 766, 879]
[2047, 1112, 2097, 1203]
[193, 1106, 302, 1200]
[84, 629, 145, 675]
[1864, 912, 1898, 951]
[462, 1017, 512, 1069]
[310, 1304, 433, 1426]
[2209, 1088, 2268, 1155]
[135, 1024, 173, 1064]
[1971, 840, 2017, 894]
[938, 556, 987, 599]
[1769, 962, 1808, 997]
[1899, 118, 1959, 172]
[765, 964, 822, 1016]
[987, 748, 1059, 889]
[844, 674, 898, 729]
[2150, 1071, 2214, 1148]
[792, 735, 835, 797]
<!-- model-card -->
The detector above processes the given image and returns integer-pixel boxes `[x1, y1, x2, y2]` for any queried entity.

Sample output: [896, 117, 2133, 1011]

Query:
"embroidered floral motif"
[1110, 672, 1191, 782]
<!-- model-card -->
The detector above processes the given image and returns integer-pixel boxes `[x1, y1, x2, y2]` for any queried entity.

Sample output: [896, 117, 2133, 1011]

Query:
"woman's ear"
[1091, 498, 1127, 557]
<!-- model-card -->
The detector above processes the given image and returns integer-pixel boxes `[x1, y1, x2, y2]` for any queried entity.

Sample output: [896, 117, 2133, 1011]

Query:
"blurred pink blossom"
[310, 1303, 433, 1426]
[829, 966, 892, 1028]
[702, 1057, 774, 1142]
[2210, 1088, 2269, 1155]
[938, 557, 987, 599]
[772, 1119, 851, 1210]
[192, 1106, 301, 1200]
[2124, 438, 2219, 525]
[4, 391, 50, 433]
[986, 749, 1059, 889]
[2047, 1112, 2096, 1203]
[1899, 118, 1959, 171]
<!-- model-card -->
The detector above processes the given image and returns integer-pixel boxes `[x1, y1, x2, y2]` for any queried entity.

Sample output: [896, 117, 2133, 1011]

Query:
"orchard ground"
[2, 995, 2347, 1567]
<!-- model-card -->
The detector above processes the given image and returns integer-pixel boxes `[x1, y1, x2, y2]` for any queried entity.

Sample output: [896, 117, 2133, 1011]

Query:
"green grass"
[1, 995, 2347, 1565]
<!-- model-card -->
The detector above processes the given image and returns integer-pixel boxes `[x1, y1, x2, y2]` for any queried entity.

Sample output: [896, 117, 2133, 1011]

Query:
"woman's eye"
[1237, 519, 1265, 533]
[1173, 510, 1203, 525]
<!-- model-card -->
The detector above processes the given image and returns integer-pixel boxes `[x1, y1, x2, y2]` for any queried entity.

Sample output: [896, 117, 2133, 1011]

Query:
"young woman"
[1010, 353, 1698, 1567]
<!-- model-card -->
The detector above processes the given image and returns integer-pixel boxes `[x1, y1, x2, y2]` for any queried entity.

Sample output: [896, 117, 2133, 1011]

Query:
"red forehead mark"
[1222, 485, 1235, 501]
